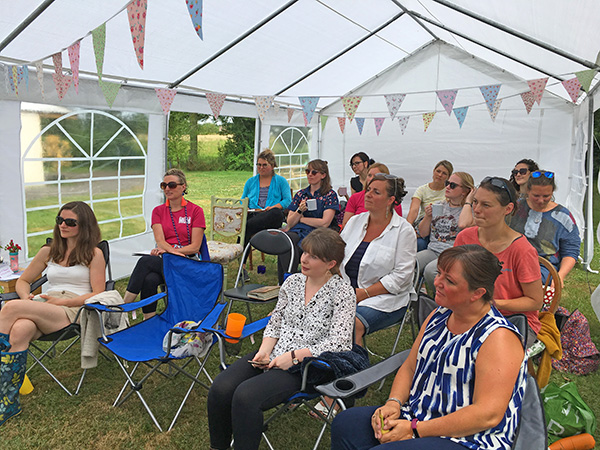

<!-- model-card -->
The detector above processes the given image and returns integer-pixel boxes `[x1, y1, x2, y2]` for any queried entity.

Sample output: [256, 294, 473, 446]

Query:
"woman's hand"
[268, 351, 294, 370]
[371, 403, 401, 440]
[150, 247, 166, 256]
[378, 419, 413, 443]
[466, 187, 475, 204]
[250, 350, 271, 368]
[424, 203, 433, 218]
[297, 199, 308, 213]
[40, 295, 67, 305]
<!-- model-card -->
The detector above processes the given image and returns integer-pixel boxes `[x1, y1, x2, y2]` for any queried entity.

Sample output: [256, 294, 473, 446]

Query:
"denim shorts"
[355, 305, 406, 335]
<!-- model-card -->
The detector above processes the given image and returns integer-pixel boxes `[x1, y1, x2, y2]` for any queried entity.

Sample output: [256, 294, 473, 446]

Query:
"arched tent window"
[269, 125, 311, 191]
[21, 104, 149, 257]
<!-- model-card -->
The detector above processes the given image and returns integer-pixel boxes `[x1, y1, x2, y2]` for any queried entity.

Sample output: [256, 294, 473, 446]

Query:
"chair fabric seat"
[207, 241, 243, 263]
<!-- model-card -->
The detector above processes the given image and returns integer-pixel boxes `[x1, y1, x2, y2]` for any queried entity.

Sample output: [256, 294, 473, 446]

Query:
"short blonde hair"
[257, 149, 277, 168]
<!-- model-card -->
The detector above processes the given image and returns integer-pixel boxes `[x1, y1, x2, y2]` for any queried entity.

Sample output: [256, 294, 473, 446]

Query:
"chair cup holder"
[334, 379, 355, 392]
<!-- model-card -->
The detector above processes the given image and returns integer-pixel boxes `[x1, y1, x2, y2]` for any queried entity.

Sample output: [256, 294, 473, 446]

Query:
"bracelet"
[363, 288, 371, 298]
[385, 397, 402, 409]
[411, 418, 420, 438]
[464, 202, 471, 206]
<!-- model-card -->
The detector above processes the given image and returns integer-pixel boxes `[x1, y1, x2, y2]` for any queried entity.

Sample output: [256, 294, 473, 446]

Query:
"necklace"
[168, 204, 190, 248]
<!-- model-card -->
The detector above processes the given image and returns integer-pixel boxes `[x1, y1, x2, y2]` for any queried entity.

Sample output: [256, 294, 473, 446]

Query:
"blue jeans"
[356, 306, 406, 335]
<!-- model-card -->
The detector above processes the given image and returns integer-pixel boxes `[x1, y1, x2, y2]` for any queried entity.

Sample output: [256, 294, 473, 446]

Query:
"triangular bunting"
[53, 73, 72, 100]
[397, 116, 409, 135]
[436, 90, 458, 116]
[489, 99, 502, 122]
[11, 66, 19, 96]
[273, 103, 280, 114]
[127, 0, 148, 69]
[374, 118, 385, 136]
[185, 0, 203, 40]
[52, 52, 63, 75]
[337, 117, 346, 134]
[34, 60, 45, 99]
[68, 41, 80, 94]
[384, 94, 406, 120]
[575, 69, 596, 92]
[341, 96, 362, 122]
[561, 77, 582, 103]
[287, 108, 294, 123]
[520, 91, 535, 114]
[527, 78, 548, 105]
[22, 66, 29, 91]
[255, 96, 274, 122]
[355, 118, 365, 135]
[422, 112, 435, 132]
[299, 96, 319, 126]
[100, 80, 121, 107]
[479, 85, 501, 113]
[453, 107, 468, 129]
[92, 23, 106, 81]
[155, 88, 177, 115]
[320, 115, 328, 131]
[205, 92, 226, 120]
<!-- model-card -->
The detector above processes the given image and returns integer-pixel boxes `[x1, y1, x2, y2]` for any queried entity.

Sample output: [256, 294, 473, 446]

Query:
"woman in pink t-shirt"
[454, 176, 543, 347]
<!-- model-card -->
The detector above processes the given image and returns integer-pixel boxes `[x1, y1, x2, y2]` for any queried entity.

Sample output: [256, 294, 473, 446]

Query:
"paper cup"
[225, 313, 247, 343]
[431, 204, 443, 217]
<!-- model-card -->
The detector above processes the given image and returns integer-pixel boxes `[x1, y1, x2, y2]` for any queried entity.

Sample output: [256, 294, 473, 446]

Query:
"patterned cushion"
[207, 240, 243, 264]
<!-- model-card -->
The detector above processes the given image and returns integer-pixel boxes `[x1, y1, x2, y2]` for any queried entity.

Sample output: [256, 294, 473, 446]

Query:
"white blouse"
[46, 261, 92, 296]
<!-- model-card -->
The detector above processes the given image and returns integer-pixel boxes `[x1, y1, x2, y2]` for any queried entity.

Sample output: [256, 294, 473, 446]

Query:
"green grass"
[2, 170, 600, 449]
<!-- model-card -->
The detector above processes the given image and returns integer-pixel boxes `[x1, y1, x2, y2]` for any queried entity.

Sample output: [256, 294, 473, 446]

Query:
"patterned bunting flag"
[397, 115, 409, 135]
[299, 96, 319, 126]
[527, 78, 548, 105]
[436, 90, 458, 116]
[453, 107, 468, 129]
[8, 66, 28, 95]
[384, 94, 406, 120]
[422, 113, 435, 132]
[337, 117, 346, 134]
[355, 118, 365, 135]
[155, 88, 177, 115]
[127, 0, 148, 69]
[100, 80, 121, 108]
[287, 108, 294, 123]
[52, 52, 63, 75]
[575, 69, 596, 92]
[92, 23, 107, 81]
[479, 85, 501, 113]
[489, 99, 502, 122]
[185, 0, 203, 40]
[374, 118, 385, 136]
[53, 72, 72, 100]
[320, 115, 328, 131]
[11, 66, 19, 95]
[68, 41, 80, 94]
[273, 103, 280, 114]
[341, 96, 362, 122]
[34, 60, 45, 99]
[561, 77, 582, 103]
[255, 96, 274, 122]
[205, 92, 226, 119]
[520, 91, 535, 114]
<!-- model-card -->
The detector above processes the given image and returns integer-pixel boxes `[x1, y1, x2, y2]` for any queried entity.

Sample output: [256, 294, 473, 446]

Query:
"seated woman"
[509, 170, 580, 286]
[0, 201, 105, 426]
[454, 177, 543, 347]
[341, 173, 416, 346]
[405, 160, 454, 252]
[342, 163, 403, 227]
[509, 158, 539, 199]
[339, 152, 374, 200]
[123, 168, 205, 318]
[331, 245, 527, 450]
[278, 159, 339, 284]
[416, 171, 475, 292]
[207, 228, 355, 450]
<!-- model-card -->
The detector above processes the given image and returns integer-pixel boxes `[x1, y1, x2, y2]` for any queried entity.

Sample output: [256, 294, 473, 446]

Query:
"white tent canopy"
[1, 0, 598, 277]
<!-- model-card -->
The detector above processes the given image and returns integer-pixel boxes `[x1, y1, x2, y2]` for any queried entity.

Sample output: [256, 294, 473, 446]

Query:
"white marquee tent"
[1, 0, 599, 278]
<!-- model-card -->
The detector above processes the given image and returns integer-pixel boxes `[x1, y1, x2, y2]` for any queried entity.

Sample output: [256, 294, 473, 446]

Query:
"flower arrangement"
[4, 240, 22, 254]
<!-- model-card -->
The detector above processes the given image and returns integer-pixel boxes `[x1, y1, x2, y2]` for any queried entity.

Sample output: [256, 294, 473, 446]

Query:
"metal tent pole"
[389, 0, 438, 40]
[584, 96, 596, 272]
[0, 0, 56, 53]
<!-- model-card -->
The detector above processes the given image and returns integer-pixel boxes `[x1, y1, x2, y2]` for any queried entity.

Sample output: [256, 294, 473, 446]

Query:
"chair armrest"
[203, 315, 270, 340]
[301, 359, 332, 392]
[84, 292, 166, 313]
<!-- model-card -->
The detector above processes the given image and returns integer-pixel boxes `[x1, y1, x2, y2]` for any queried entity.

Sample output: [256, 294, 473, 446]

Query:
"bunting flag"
[561, 77, 582, 103]
[34, 60, 45, 99]
[100, 80, 121, 107]
[320, 115, 328, 131]
[397, 115, 409, 135]
[436, 90, 458, 116]
[8, 66, 28, 95]
[255, 96, 274, 122]
[479, 85, 501, 113]
[341, 96, 362, 122]
[92, 23, 106, 81]
[127, 0, 148, 69]
[374, 118, 385, 136]
[287, 108, 294, 123]
[205, 92, 226, 119]
[337, 117, 346, 134]
[520, 91, 535, 114]
[52, 72, 72, 100]
[575, 69, 596, 92]
[11, 66, 19, 95]
[453, 107, 468, 129]
[185, 0, 203, 40]
[384, 94, 406, 120]
[22, 66, 29, 91]
[68, 41, 80, 94]
[155, 88, 177, 115]
[422, 112, 435, 132]
[299, 96, 319, 125]
[527, 78, 548, 105]
[355, 117, 365, 135]
[52, 52, 63, 75]
[489, 99, 502, 122]
[272, 103, 280, 114]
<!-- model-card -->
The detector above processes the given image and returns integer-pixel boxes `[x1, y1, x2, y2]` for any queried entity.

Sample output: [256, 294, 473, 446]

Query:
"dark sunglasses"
[511, 168, 529, 177]
[481, 177, 515, 204]
[445, 180, 462, 190]
[160, 181, 183, 190]
[56, 216, 78, 227]
[531, 170, 554, 179]
[305, 169, 322, 176]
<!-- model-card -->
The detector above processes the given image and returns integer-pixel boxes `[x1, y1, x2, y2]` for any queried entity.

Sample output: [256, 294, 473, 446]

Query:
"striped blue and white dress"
[400, 306, 527, 450]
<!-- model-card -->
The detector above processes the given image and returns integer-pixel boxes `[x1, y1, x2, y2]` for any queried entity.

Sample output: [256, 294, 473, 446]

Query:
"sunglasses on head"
[481, 177, 515, 204]
[160, 181, 183, 190]
[511, 168, 529, 177]
[56, 216, 78, 227]
[531, 170, 554, 179]
[445, 180, 462, 190]
[305, 169, 322, 176]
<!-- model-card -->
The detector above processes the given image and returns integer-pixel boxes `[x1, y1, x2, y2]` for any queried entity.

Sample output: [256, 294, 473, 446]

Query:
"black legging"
[243, 208, 285, 263]
[126, 255, 163, 313]
[276, 231, 302, 285]
[207, 351, 302, 450]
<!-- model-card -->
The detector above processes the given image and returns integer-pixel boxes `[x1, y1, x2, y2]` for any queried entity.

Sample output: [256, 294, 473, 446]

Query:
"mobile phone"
[248, 359, 270, 366]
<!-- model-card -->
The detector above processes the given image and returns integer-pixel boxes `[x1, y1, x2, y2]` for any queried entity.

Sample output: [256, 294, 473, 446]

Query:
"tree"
[218, 117, 256, 171]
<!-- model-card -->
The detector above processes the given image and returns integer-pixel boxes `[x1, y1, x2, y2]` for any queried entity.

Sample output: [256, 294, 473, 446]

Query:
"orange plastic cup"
[225, 313, 246, 343]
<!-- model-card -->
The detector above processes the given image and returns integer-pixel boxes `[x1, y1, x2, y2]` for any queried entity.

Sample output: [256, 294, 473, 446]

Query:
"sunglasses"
[445, 180, 462, 190]
[481, 177, 515, 204]
[305, 169, 323, 176]
[511, 168, 529, 177]
[256, 163, 270, 168]
[531, 171, 554, 179]
[160, 181, 183, 190]
[56, 216, 78, 227]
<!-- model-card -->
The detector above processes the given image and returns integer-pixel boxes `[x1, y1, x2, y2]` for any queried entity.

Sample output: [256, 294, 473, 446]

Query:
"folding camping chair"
[88, 253, 224, 431]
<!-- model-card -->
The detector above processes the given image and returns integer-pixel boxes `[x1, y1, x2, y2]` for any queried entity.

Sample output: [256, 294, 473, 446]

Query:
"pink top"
[454, 226, 542, 334]
[346, 190, 403, 217]
[151, 198, 206, 247]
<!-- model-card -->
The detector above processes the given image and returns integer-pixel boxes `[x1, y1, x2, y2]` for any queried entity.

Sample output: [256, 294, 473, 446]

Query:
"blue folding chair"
[88, 253, 224, 431]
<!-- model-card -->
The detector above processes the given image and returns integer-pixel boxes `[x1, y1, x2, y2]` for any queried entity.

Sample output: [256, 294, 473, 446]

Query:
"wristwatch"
[291, 350, 299, 365]
[411, 418, 420, 438]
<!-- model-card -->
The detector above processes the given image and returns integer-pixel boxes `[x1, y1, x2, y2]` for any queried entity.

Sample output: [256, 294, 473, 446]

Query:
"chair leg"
[26, 349, 73, 396]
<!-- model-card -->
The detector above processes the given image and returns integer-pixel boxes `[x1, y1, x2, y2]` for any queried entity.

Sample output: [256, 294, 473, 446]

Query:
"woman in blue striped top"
[331, 245, 528, 450]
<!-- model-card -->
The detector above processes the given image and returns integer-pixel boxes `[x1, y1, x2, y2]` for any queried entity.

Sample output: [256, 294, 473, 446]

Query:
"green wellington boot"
[0, 349, 27, 426]
[0, 333, 10, 352]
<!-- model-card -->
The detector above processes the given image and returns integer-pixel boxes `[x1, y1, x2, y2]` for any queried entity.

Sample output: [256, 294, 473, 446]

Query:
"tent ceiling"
[1, 0, 599, 108]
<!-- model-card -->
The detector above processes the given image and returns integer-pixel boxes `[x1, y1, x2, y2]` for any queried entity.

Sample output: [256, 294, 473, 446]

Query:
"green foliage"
[218, 117, 256, 171]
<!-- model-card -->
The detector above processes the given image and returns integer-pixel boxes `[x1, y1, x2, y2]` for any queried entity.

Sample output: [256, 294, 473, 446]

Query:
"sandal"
[308, 400, 338, 420]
